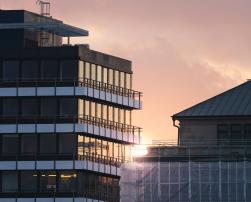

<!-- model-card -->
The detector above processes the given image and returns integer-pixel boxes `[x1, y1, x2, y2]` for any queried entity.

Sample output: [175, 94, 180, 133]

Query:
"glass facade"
[0, 170, 119, 201]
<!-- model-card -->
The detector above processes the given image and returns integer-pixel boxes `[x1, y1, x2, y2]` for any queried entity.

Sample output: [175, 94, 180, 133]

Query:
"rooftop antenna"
[36, 0, 51, 46]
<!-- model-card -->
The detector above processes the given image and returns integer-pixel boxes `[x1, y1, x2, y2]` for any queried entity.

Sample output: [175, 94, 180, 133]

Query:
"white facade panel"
[37, 124, 55, 133]
[93, 126, 99, 135]
[75, 123, 87, 133]
[100, 91, 105, 100]
[37, 161, 55, 170]
[0, 125, 16, 133]
[0, 199, 16, 202]
[36, 199, 54, 202]
[106, 92, 112, 101]
[55, 199, 72, 202]
[37, 87, 55, 96]
[56, 124, 74, 133]
[87, 87, 94, 97]
[93, 162, 99, 172]
[17, 161, 35, 170]
[112, 94, 117, 103]
[18, 124, 36, 133]
[75, 87, 87, 96]
[17, 199, 34, 202]
[75, 160, 87, 169]
[18, 87, 35, 96]
[93, 89, 99, 98]
[0, 88, 16, 96]
[0, 161, 16, 170]
[118, 95, 123, 104]
[56, 87, 74, 95]
[55, 161, 73, 169]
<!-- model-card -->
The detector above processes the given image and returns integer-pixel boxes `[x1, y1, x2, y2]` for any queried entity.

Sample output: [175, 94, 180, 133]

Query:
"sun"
[131, 145, 148, 157]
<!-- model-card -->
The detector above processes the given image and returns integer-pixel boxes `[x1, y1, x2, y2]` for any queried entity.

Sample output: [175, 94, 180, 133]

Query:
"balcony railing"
[0, 77, 142, 101]
[78, 152, 125, 167]
[0, 114, 142, 137]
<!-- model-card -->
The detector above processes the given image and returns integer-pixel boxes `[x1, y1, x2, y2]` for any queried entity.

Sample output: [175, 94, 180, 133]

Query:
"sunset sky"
[2, 0, 251, 143]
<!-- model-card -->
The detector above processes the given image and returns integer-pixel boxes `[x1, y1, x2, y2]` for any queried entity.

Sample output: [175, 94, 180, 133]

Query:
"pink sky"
[2, 0, 251, 143]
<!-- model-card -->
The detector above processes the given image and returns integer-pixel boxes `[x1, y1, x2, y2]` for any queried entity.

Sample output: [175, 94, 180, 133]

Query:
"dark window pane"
[245, 124, 251, 143]
[41, 60, 58, 80]
[22, 61, 39, 80]
[2, 99, 18, 116]
[217, 124, 229, 143]
[21, 99, 38, 116]
[60, 98, 77, 116]
[2, 134, 18, 156]
[59, 134, 75, 155]
[40, 171, 56, 192]
[58, 171, 77, 192]
[2, 171, 18, 192]
[40, 134, 57, 155]
[40, 98, 57, 117]
[231, 124, 243, 143]
[3, 61, 19, 81]
[20, 171, 37, 192]
[21, 134, 37, 155]
[61, 60, 77, 80]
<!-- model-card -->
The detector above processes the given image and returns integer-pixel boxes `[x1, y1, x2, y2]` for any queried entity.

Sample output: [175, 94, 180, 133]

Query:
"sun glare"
[131, 145, 148, 157]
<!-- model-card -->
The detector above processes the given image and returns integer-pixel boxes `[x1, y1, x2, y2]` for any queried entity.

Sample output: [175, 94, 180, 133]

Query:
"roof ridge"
[172, 80, 251, 119]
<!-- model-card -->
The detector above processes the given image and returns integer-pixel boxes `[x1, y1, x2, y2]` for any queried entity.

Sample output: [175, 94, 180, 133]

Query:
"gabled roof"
[173, 80, 251, 119]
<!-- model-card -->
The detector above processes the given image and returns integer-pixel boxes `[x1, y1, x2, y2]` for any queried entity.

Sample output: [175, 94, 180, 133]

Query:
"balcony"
[0, 115, 142, 144]
[0, 78, 142, 109]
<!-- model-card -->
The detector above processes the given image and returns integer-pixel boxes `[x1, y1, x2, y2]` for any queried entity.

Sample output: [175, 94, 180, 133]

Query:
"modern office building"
[121, 81, 251, 202]
[0, 9, 142, 202]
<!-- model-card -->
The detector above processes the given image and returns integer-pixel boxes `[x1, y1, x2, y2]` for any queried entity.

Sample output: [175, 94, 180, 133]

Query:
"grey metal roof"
[173, 80, 251, 119]
[0, 22, 89, 37]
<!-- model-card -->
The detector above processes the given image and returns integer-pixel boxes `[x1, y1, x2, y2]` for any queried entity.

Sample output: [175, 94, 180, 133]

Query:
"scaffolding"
[120, 140, 251, 202]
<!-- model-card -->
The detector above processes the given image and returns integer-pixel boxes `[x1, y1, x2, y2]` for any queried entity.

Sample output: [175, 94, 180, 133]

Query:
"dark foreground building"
[121, 81, 251, 202]
[0, 10, 142, 202]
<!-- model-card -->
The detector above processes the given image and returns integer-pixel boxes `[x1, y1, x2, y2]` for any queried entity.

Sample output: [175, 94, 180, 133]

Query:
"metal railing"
[0, 77, 142, 101]
[78, 152, 125, 167]
[137, 139, 251, 159]
[0, 114, 142, 137]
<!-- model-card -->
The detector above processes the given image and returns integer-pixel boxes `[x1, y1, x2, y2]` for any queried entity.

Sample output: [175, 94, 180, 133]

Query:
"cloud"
[2, 0, 251, 143]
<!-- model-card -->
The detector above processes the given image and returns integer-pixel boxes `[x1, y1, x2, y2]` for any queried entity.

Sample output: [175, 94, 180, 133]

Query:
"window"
[59, 134, 75, 155]
[97, 65, 102, 82]
[2, 61, 19, 81]
[114, 70, 119, 86]
[108, 69, 113, 85]
[2, 134, 18, 156]
[231, 124, 243, 143]
[60, 60, 77, 80]
[2, 99, 18, 116]
[22, 61, 39, 80]
[79, 61, 84, 80]
[103, 67, 108, 83]
[245, 124, 251, 142]
[21, 134, 37, 155]
[20, 171, 37, 192]
[40, 171, 56, 192]
[84, 101, 90, 116]
[85, 62, 91, 79]
[60, 98, 77, 116]
[41, 60, 58, 80]
[91, 64, 96, 80]
[2, 171, 18, 192]
[120, 72, 125, 88]
[58, 171, 77, 192]
[21, 99, 38, 116]
[40, 134, 57, 155]
[91, 102, 96, 117]
[78, 99, 84, 116]
[40, 98, 57, 117]
[126, 73, 131, 89]
[217, 124, 229, 143]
